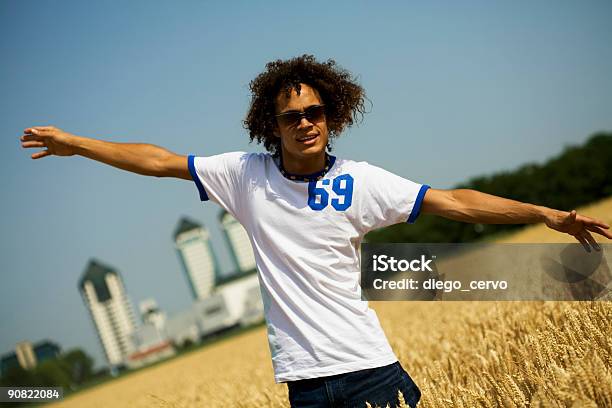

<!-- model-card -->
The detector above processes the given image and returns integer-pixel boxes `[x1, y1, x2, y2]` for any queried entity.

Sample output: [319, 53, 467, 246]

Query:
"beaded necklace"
[278, 152, 335, 182]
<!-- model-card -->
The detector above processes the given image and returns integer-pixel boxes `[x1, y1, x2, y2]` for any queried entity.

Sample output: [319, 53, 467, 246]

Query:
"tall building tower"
[174, 217, 220, 299]
[79, 259, 137, 369]
[220, 210, 256, 273]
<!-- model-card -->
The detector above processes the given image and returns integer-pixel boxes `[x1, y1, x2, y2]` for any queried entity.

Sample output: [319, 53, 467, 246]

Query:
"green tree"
[0, 365, 36, 387]
[61, 348, 94, 385]
[367, 132, 612, 243]
[32, 359, 71, 388]
[0, 348, 95, 389]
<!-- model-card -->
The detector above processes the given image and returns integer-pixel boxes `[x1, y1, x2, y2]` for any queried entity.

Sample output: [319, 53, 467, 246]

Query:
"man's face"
[274, 83, 329, 160]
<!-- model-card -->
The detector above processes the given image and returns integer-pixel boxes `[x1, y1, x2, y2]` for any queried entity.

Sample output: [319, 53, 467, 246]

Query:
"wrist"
[70, 134, 92, 156]
[539, 206, 561, 226]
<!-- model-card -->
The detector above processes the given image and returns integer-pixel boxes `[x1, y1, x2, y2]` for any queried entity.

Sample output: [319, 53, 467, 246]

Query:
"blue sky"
[1, 1, 611, 369]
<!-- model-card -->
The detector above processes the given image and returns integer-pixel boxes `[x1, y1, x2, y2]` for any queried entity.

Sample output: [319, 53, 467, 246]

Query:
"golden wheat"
[50, 197, 612, 407]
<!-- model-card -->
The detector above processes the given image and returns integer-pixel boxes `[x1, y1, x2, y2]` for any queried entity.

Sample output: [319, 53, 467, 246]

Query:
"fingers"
[574, 212, 611, 240]
[21, 133, 43, 142]
[22, 127, 56, 141]
[24, 126, 55, 134]
[585, 224, 612, 240]
[21, 126, 55, 144]
[581, 230, 601, 251]
[31, 150, 50, 160]
[577, 214, 610, 230]
[573, 234, 592, 253]
[21, 141, 45, 148]
[20, 127, 57, 160]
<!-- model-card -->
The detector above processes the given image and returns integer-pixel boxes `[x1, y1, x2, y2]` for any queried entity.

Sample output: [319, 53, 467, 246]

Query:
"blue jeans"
[286, 361, 421, 408]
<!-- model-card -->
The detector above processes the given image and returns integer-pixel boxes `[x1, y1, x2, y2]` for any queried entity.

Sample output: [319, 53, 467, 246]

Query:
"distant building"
[216, 271, 263, 327]
[220, 211, 257, 274]
[164, 307, 201, 347]
[0, 353, 19, 375]
[1, 340, 61, 375]
[125, 298, 174, 369]
[126, 341, 175, 370]
[127, 319, 174, 370]
[33, 341, 61, 362]
[79, 259, 137, 370]
[129, 270, 263, 359]
[162, 276, 262, 347]
[125, 215, 264, 372]
[15, 341, 36, 370]
[130, 322, 166, 351]
[174, 217, 220, 300]
[139, 298, 166, 331]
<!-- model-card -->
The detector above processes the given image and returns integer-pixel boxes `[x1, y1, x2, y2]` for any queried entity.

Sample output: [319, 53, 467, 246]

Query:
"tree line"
[366, 132, 612, 243]
[0, 348, 102, 403]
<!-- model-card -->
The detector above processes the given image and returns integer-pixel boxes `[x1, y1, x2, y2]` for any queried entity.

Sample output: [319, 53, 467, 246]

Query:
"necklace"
[278, 153, 336, 182]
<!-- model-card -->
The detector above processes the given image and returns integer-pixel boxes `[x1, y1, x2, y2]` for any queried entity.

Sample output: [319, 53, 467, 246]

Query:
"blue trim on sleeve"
[188, 155, 209, 202]
[407, 184, 430, 224]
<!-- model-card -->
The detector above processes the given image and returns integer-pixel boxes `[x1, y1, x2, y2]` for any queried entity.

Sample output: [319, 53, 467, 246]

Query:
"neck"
[281, 150, 326, 175]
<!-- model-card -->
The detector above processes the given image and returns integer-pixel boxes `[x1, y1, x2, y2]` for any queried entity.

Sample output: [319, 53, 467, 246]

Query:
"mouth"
[296, 133, 319, 144]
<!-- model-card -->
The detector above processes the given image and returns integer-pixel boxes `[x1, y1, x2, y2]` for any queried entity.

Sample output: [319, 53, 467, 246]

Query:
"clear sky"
[1, 1, 611, 369]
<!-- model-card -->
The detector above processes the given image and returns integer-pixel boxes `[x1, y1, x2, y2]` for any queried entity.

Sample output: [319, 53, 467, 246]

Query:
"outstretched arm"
[20, 126, 191, 180]
[421, 188, 612, 251]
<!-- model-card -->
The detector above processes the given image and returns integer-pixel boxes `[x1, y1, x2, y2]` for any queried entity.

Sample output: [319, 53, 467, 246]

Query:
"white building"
[220, 210, 256, 273]
[139, 298, 166, 331]
[216, 271, 263, 327]
[129, 301, 174, 370]
[124, 214, 264, 372]
[161, 273, 263, 348]
[79, 259, 137, 370]
[174, 218, 219, 300]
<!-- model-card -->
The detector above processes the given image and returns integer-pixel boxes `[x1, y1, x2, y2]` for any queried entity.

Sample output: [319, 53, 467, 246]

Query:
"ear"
[273, 124, 281, 138]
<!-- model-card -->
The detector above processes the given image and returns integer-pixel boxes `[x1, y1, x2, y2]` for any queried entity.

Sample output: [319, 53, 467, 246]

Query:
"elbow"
[447, 189, 480, 221]
[422, 189, 478, 221]
[149, 152, 173, 177]
[145, 159, 163, 177]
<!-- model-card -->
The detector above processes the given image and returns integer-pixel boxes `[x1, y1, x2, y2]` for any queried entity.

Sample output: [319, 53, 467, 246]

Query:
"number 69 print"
[308, 174, 354, 211]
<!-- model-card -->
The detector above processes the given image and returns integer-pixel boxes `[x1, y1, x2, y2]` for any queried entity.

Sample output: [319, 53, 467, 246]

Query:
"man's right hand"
[19, 125, 191, 180]
[21, 126, 78, 159]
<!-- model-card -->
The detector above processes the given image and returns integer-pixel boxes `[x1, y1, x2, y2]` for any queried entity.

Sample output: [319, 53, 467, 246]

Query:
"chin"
[297, 145, 326, 157]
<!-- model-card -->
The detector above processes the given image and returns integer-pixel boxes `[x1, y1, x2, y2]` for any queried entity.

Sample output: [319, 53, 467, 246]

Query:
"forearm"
[444, 189, 552, 224]
[421, 187, 611, 250]
[72, 135, 174, 177]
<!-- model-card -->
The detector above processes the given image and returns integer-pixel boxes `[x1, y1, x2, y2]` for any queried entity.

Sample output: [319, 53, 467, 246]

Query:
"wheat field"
[51, 197, 612, 408]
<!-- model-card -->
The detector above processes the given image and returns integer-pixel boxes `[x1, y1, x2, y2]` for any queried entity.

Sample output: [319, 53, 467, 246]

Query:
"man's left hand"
[545, 209, 612, 252]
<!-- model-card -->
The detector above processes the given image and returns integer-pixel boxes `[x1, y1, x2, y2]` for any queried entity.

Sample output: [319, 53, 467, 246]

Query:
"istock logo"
[372, 254, 434, 272]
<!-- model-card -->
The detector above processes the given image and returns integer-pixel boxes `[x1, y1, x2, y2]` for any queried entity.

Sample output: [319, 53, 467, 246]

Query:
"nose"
[297, 117, 313, 129]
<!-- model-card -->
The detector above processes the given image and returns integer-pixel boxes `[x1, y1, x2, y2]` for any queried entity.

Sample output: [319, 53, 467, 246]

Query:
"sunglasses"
[275, 104, 326, 128]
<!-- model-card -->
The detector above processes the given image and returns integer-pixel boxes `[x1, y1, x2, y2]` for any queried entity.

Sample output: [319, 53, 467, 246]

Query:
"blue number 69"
[308, 174, 354, 211]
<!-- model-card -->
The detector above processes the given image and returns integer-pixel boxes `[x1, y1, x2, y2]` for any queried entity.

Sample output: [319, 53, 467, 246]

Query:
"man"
[20, 55, 610, 408]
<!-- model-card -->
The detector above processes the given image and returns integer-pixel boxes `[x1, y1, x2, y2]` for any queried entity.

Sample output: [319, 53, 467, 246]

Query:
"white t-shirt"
[188, 152, 429, 382]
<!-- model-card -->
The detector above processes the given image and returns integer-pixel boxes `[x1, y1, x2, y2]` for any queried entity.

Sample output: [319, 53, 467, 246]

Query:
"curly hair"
[244, 55, 367, 156]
